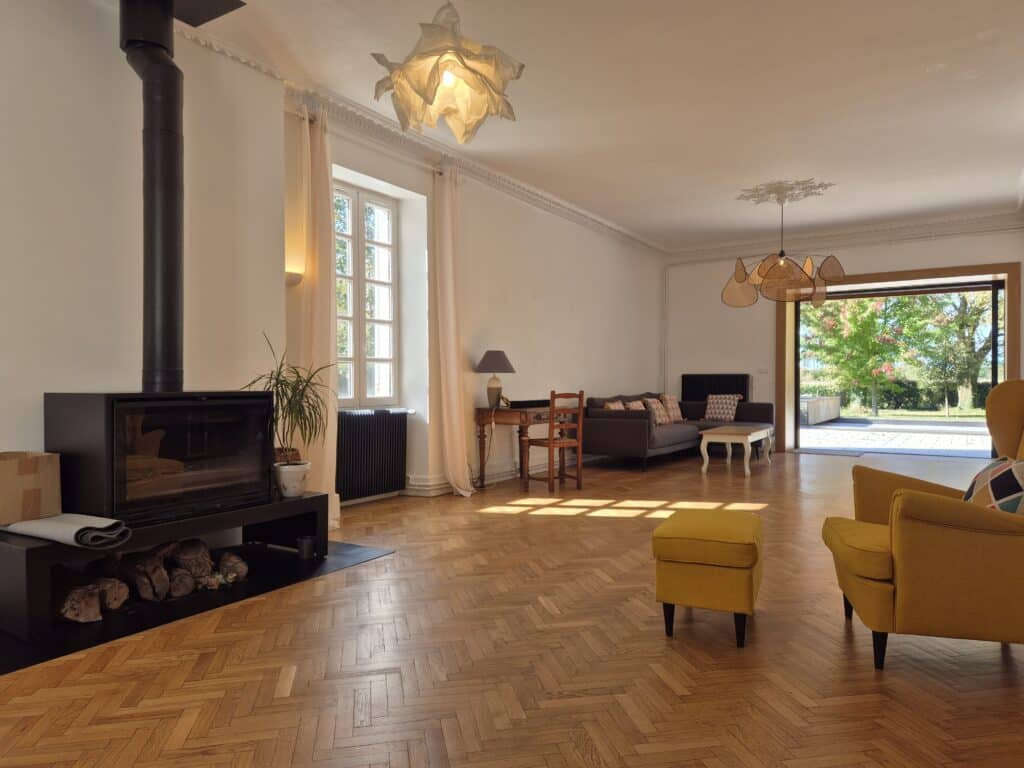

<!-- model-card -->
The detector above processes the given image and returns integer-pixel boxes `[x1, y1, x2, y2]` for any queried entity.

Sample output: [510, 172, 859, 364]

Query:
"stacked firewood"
[59, 539, 249, 623]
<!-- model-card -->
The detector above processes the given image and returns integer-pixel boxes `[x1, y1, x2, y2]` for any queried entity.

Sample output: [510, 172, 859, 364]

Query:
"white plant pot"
[275, 461, 310, 498]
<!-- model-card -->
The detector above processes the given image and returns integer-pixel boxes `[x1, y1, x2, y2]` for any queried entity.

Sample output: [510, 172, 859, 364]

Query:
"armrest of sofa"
[852, 465, 963, 525]
[583, 409, 651, 458]
[736, 401, 774, 424]
[890, 490, 1024, 641]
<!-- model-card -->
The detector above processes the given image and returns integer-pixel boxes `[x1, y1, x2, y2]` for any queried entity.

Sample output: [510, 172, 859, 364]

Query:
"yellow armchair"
[823, 379, 1024, 669]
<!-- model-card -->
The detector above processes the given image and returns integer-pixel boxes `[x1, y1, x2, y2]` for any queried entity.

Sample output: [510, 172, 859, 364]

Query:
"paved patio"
[799, 418, 992, 458]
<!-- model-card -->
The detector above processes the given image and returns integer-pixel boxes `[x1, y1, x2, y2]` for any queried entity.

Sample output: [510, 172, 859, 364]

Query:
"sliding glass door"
[796, 280, 1004, 458]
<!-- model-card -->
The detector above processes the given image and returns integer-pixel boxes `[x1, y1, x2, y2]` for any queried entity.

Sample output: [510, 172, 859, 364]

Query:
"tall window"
[334, 184, 398, 406]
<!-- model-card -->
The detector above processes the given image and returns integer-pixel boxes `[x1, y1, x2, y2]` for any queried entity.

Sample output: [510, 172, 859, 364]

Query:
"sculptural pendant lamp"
[722, 179, 847, 308]
[371, 2, 525, 144]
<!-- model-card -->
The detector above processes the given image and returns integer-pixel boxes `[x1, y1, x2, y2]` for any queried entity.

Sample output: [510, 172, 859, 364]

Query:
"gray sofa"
[582, 392, 775, 469]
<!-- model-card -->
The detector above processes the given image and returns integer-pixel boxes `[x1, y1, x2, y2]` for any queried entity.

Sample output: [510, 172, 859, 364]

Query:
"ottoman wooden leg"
[734, 613, 747, 648]
[662, 603, 675, 637]
[843, 595, 853, 621]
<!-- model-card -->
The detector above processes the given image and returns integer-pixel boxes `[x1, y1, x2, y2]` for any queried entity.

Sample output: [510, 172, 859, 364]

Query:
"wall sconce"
[285, 270, 304, 287]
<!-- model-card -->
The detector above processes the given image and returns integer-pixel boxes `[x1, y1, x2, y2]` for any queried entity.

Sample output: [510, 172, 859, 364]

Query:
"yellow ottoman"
[652, 508, 763, 647]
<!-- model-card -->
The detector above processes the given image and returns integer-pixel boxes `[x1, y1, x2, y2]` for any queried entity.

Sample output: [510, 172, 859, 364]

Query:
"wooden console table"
[475, 406, 557, 490]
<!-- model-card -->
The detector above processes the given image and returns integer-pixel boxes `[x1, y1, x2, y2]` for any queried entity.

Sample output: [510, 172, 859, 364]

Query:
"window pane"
[338, 362, 354, 399]
[365, 322, 392, 359]
[364, 202, 392, 244]
[337, 319, 352, 358]
[366, 362, 393, 399]
[365, 282, 393, 321]
[365, 244, 392, 282]
[336, 238, 351, 276]
[333, 193, 351, 235]
[336, 278, 352, 317]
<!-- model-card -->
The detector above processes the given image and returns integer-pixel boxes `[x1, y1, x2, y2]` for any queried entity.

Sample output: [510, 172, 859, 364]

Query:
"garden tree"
[801, 296, 929, 416]
[907, 292, 995, 412]
[909, 305, 959, 417]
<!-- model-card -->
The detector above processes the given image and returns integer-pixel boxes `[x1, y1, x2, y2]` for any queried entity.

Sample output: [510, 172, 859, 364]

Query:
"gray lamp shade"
[476, 350, 515, 374]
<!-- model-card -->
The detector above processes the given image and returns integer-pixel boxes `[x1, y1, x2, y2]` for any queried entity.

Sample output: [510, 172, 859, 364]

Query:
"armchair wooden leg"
[576, 445, 583, 490]
[662, 603, 674, 637]
[558, 446, 566, 484]
[547, 443, 555, 493]
[843, 595, 853, 621]
[734, 613, 747, 648]
[872, 631, 888, 670]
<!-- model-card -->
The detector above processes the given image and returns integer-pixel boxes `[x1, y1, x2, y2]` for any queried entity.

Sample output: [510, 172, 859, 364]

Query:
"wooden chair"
[528, 391, 585, 492]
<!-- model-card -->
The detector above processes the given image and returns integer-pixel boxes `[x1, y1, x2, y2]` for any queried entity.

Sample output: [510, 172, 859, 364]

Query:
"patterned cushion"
[644, 397, 672, 426]
[964, 458, 1024, 514]
[603, 400, 625, 411]
[704, 394, 742, 422]
[660, 394, 685, 423]
[624, 400, 646, 411]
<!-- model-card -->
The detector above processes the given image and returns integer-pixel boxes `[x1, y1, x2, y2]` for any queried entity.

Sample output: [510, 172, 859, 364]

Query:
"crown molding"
[175, 24, 669, 255]
[668, 207, 1024, 266]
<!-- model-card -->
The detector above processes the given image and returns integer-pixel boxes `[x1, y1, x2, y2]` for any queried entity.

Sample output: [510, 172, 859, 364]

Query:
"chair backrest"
[547, 391, 585, 441]
[986, 380, 1024, 459]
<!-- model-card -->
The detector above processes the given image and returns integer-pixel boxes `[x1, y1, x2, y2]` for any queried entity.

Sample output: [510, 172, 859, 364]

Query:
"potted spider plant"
[247, 335, 332, 498]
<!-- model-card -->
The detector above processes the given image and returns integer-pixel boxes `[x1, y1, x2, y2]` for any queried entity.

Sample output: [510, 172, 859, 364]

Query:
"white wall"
[458, 178, 666, 479]
[323, 129, 666, 490]
[0, 0, 285, 450]
[665, 230, 1024, 410]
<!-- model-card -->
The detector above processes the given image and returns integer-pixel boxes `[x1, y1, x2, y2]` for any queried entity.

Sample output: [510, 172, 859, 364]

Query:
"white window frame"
[333, 182, 400, 408]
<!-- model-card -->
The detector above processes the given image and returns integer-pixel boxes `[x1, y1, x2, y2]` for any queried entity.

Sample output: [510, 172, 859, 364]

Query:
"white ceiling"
[204, 0, 1024, 252]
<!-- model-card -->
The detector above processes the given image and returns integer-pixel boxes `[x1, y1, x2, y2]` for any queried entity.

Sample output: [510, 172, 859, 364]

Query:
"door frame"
[774, 262, 1021, 452]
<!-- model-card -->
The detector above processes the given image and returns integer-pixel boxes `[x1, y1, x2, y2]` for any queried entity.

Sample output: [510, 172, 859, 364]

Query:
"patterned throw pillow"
[704, 394, 742, 422]
[624, 400, 646, 411]
[603, 400, 625, 411]
[644, 397, 671, 426]
[964, 458, 1024, 514]
[660, 393, 685, 423]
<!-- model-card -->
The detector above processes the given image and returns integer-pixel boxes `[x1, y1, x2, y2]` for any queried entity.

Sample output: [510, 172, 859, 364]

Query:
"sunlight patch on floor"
[586, 508, 647, 518]
[528, 506, 585, 516]
[481, 497, 768, 519]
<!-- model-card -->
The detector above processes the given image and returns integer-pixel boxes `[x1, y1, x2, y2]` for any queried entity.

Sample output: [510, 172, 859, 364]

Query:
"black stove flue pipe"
[121, 0, 184, 393]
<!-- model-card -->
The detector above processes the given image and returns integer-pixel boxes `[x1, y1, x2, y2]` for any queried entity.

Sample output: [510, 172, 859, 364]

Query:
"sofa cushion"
[603, 400, 625, 411]
[625, 400, 646, 411]
[644, 397, 671, 426]
[587, 393, 660, 409]
[704, 393, 742, 422]
[964, 458, 1024, 514]
[660, 393, 684, 423]
[652, 508, 762, 568]
[650, 422, 700, 448]
[822, 517, 893, 581]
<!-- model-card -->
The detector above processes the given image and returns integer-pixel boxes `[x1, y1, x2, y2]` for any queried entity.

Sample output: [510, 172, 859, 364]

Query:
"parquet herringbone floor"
[2, 452, 1022, 768]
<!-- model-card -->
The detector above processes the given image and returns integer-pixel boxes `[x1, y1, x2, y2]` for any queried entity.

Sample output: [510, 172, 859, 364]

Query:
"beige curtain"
[288, 106, 340, 523]
[433, 165, 474, 496]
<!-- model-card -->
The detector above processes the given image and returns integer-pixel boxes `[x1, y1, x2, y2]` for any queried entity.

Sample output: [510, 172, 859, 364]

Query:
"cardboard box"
[0, 452, 62, 525]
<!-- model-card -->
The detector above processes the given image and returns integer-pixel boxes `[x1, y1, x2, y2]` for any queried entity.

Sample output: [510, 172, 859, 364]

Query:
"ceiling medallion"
[371, 2, 525, 145]
[722, 179, 846, 308]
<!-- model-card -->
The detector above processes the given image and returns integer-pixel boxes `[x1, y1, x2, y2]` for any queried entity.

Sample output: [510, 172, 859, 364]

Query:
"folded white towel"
[4, 513, 132, 549]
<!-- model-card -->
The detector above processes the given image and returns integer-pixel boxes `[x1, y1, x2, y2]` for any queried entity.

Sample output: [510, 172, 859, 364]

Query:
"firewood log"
[218, 552, 248, 583]
[60, 585, 102, 623]
[94, 577, 129, 611]
[168, 567, 196, 598]
[106, 552, 169, 602]
[174, 539, 214, 579]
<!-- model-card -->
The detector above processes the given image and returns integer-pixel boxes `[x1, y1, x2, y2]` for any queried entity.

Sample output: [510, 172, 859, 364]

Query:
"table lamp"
[476, 350, 515, 408]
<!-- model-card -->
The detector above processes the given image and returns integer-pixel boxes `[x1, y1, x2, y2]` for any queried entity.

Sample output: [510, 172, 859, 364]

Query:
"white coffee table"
[700, 425, 773, 477]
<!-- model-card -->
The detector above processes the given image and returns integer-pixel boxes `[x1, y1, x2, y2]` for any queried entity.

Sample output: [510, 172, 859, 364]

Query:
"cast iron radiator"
[336, 409, 409, 501]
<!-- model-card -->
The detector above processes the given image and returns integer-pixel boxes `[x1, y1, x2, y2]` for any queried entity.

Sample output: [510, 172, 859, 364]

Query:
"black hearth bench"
[0, 493, 328, 642]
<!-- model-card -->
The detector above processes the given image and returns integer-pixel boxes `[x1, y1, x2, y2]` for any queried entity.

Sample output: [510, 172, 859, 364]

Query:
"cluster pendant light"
[722, 179, 847, 308]
[371, 2, 524, 144]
